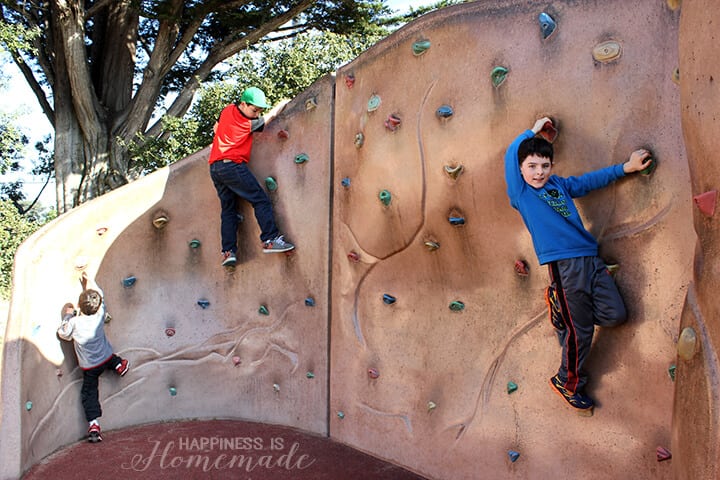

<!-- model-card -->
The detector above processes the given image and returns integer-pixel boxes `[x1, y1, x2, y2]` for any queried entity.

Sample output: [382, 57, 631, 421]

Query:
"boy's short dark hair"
[78, 289, 102, 315]
[518, 136, 554, 165]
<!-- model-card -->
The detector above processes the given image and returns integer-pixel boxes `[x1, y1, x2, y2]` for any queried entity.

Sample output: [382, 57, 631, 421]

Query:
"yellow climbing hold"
[677, 327, 697, 361]
[592, 40, 622, 63]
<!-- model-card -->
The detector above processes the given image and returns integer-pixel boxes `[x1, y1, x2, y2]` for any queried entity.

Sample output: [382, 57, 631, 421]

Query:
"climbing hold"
[444, 164, 463, 179]
[197, 299, 210, 309]
[56, 369, 63, 377]
[74, 256, 88, 270]
[273, 383, 280, 393]
[295, 153, 309, 164]
[436, 105, 454, 119]
[677, 327, 697, 360]
[96, 226, 108, 236]
[368, 368, 380, 379]
[507, 381, 518, 394]
[265, 177, 278, 191]
[538, 120, 558, 143]
[337, 411, 345, 419]
[592, 40, 622, 63]
[165, 327, 176, 337]
[491, 66, 509, 87]
[693, 190, 717, 217]
[656, 446, 672, 462]
[341, 177, 351, 188]
[277, 129, 289, 139]
[666, 0, 680, 11]
[232, 356, 241, 366]
[305, 96, 318, 110]
[385, 114, 401, 132]
[668, 364, 676, 382]
[188, 239, 201, 249]
[367, 94, 381, 112]
[427, 401, 437, 412]
[514, 260, 530, 276]
[306, 371, 315, 379]
[449, 300, 465, 312]
[122, 276, 137, 288]
[379, 189, 392, 206]
[672, 67, 680, 85]
[104, 313, 112, 324]
[424, 241, 440, 251]
[606, 264, 620, 276]
[348, 251, 360, 262]
[538, 12, 557, 39]
[25, 401, 32, 411]
[152, 215, 169, 229]
[259, 305, 269, 316]
[305, 297, 316, 307]
[449, 216, 465, 226]
[412, 39, 431, 56]
[345, 73, 355, 88]
[354, 132, 364, 148]
[508, 450, 520, 463]
[382, 294, 397, 305]
[640, 155, 656, 176]
[169, 387, 177, 396]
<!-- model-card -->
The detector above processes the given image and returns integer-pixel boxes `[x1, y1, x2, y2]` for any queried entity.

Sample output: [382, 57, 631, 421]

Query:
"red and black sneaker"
[115, 359, 129, 376]
[544, 284, 565, 331]
[88, 423, 103, 443]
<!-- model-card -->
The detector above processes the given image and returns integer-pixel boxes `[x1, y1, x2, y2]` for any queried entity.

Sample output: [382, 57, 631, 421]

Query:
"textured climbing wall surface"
[330, 1, 693, 479]
[0, 75, 334, 476]
[673, 0, 720, 479]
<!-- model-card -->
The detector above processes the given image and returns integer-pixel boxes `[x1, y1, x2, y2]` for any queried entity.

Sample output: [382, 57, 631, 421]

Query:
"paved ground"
[22, 419, 428, 480]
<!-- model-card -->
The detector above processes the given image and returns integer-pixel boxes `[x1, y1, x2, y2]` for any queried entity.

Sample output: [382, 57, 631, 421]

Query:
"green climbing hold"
[668, 364, 676, 382]
[306, 371, 315, 379]
[169, 387, 177, 396]
[25, 401, 33, 411]
[295, 153, 309, 164]
[444, 164, 463, 179]
[367, 94, 381, 112]
[265, 177, 278, 191]
[640, 156, 656, 176]
[491, 66, 509, 87]
[507, 381, 518, 394]
[337, 411, 345, 419]
[379, 189, 392, 206]
[259, 305, 269, 316]
[412, 39, 431, 56]
[449, 301, 465, 311]
[189, 239, 201, 249]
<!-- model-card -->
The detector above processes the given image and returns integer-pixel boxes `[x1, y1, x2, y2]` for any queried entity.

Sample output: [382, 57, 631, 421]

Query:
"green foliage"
[129, 31, 382, 171]
[0, 112, 28, 176]
[0, 199, 50, 299]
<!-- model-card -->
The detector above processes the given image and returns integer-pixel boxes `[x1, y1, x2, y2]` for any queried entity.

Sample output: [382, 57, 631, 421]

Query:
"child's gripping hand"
[623, 148, 653, 174]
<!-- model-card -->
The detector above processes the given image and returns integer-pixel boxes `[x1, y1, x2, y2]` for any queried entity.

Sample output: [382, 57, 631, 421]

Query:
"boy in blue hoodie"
[505, 117, 652, 415]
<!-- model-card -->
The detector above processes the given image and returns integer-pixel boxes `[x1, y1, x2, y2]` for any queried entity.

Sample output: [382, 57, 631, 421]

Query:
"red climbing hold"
[514, 259, 530, 276]
[656, 446, 672, 462]
[277, 129, 289, 139]
[385, 114, 401, 132]
[345, 74, 355, 88]
[348, 251, 360, 262]
[693, 190, 717, 217]
[538, 120, 558, 143]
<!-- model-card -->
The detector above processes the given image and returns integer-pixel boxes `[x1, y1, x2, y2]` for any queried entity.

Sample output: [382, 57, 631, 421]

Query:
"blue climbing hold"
[508, 450, 520, 462]
[122, 276, 137, 288]
[305, 297, 316, 307]
[342, 177, 351, 187]
[383, 294, 397, 305]
[449, 216, 465, 226]
[197, 299, 210, 309]
[538, 12, 556, 39]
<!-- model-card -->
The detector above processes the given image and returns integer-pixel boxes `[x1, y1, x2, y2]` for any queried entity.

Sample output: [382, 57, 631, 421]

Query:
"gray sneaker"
[221, 251, 237, 266]
[263, 235, 295, 253]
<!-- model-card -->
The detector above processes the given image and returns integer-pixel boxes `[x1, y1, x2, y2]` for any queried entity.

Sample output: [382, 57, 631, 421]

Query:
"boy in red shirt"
[208, 87, 294, 266]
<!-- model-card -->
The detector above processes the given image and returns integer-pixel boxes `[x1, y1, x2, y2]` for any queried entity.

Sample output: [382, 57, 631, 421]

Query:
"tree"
[124, 30, 383, 173]
[0, 0, 394, 213]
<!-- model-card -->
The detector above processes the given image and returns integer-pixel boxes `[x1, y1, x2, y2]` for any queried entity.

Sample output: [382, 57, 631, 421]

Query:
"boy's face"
[238, 101, 264, 119]
[520, 154, 553, 189]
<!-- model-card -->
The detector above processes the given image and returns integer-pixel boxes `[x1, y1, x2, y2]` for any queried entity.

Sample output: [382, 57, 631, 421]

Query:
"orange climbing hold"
[693, 190, 717, 217]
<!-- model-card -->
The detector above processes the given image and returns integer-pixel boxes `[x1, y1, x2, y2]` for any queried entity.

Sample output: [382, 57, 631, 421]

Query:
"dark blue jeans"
[210, 161, 279, 252]
[81, 354, 122, 422]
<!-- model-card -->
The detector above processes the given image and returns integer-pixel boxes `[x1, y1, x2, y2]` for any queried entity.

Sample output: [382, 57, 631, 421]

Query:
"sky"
[0, 0, 442, 208]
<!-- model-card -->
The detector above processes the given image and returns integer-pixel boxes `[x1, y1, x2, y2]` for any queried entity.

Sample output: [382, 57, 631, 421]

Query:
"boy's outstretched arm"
[622, 149, 653, 173]
[263, 99, 291, 125]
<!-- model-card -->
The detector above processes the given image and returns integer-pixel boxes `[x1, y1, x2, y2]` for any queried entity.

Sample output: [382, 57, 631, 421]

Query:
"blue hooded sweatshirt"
[504, 129, 626, 265]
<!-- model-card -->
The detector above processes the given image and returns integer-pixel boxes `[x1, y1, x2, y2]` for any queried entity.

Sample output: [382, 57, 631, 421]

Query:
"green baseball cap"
[240, 87, 270, 109]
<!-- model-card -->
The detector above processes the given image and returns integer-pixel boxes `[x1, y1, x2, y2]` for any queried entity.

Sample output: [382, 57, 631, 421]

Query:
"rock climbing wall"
[0, 75, 334, 476]
[673, 0, 720, 478]
[1, 1, 713, 479]
[330, 1, 692, 479]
